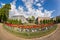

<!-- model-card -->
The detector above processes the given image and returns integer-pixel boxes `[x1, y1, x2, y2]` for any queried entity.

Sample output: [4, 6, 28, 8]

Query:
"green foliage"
[40, 19, 54, 24]
[0, 4, 11, 22]
[35, 18, 38, 24]
[18, 20, 22, 24]
[28, 16, 35, 23]
[43, 20, 46, 24]
[32, 16, 35, 21]
[35, 20, 38, 24]
[56, 18, 60, 23]
[2, 14, 7, 22]
[40, 20, 43, 24]
[7, 19, 22, 24]
[28, 19, 33, 23]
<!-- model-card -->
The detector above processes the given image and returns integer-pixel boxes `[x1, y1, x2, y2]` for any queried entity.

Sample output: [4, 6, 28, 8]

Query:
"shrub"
[7, 19, 22, 24]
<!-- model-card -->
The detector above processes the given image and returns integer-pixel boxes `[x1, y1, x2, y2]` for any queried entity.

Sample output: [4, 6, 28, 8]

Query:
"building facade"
[37, 17, 51, 24]
[9, 15, 28, 23]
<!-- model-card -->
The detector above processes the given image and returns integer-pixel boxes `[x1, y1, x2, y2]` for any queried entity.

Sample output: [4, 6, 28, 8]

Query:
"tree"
[45, 20, 48, 24]
[28, 19, 33, 23]
[0, 4, 11, 22]
[28, 16, 35, 23]
[43, 20, 46, 24]
[40, 20, 43, 24]
[3, 4, 11, 17]
[50, 19, 54, 23]
[19, 20, 22, 24]
[55, 16, 60, 23]
[35, 18, 38, 24]
[2, 14, 7, 22]
[31, 16, 35, 23]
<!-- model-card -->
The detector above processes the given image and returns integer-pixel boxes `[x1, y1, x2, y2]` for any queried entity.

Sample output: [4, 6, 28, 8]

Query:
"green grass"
[3, 24, 57, 39]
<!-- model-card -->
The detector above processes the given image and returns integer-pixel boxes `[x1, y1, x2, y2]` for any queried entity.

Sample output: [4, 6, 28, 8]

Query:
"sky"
[0, 0, 59, 18]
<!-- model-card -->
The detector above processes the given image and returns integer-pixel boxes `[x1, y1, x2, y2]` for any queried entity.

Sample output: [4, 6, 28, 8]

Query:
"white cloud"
[1, 3, 5, 6]
[0, 2, 5, 8]
[9, 0, 19, 18]
[21, 0, 54, 18]
[12, 0, 17, 5]
[40, 0, 45, 3]
[36, 3, 41, 7]
[9, 0, 55, 18]
[35, 0, 39, 2]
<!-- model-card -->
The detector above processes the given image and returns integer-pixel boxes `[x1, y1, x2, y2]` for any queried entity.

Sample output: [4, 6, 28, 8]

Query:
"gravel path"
[0, 23, 60, 40]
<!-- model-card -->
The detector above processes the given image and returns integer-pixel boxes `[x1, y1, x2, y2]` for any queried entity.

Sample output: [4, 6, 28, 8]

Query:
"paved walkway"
[0, 23, 60, 40]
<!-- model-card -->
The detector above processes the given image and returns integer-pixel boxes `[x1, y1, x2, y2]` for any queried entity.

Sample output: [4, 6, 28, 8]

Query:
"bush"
[7, 19, 22, 24]
[18, 20, 22, 24]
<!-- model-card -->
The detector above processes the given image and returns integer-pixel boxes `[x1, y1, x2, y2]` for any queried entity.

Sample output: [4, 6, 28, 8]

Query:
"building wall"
[9, 15, 28, 23]
[38, 17, 51, 24]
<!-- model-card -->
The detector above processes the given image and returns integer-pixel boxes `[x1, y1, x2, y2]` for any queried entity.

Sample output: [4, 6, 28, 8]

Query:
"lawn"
[3, 24, 57, 39]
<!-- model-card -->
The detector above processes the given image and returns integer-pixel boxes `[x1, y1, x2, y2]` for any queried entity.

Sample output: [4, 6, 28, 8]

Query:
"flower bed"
[3, 23, 57, 38]
[5, 22, 54, 29]
[4, 22, 55, 32]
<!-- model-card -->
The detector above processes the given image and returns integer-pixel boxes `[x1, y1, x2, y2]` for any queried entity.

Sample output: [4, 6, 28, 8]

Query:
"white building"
[9, 14, 28, 23]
